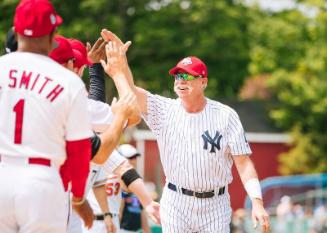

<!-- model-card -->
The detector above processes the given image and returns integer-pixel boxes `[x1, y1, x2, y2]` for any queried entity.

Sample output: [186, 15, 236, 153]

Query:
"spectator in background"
[231, 208, 247, 233]
[276, 196, 294, 233]
[276, 196, 293, 219]
[312, 204, 327, 233]
[118, 144, 151, 233]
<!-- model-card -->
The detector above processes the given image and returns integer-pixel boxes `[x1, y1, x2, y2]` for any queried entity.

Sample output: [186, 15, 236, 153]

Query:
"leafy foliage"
[248, 1, 327, 174]
[1, 0, 326, 174]
[1, 0, 252, 99]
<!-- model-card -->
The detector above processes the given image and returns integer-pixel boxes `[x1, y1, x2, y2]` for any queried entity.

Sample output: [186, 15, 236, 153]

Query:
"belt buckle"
[195, 191, 214, 199]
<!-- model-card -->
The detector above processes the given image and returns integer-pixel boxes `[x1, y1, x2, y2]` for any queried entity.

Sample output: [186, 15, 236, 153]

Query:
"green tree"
[1, 0, 253, 99]
[247, 2, 327, 174]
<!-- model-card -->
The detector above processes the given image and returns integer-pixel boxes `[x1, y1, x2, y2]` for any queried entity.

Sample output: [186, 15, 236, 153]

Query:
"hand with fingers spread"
[100, 40, 131, 79]
[111, 92, 140, 123]
[87, 37, 107, 64]
[100, 29, 134, 86]
[100, 30, 141, 127]
[144, 201, 161, 225]
[252, 199, 270, 233]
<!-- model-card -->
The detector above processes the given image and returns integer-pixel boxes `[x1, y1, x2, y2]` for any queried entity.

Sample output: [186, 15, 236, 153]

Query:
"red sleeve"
[66, 138, 91, 198]
[59, 159, 70, 191]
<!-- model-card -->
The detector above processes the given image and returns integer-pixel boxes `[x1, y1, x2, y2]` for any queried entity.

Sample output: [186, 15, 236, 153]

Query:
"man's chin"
[175, 91, 190, 98]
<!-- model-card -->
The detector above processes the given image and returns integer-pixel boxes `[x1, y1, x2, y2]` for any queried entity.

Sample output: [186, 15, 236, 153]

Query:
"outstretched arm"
[92, 93, 138, 164]
[113, 160, 161, 224]
[234, 155, 270, 233]
[87, 37, 107, 102]
[100, 30, 148, 114]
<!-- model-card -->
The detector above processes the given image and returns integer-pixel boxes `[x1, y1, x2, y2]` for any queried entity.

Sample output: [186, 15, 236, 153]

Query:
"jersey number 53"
[105, 182, 120, 196]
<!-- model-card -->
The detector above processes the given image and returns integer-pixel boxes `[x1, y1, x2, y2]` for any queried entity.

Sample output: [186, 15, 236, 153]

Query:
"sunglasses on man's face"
[174, 73, 202, 81]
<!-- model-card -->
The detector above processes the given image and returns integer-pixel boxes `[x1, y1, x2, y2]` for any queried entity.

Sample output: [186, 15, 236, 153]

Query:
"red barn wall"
[229, 142, 289, 210]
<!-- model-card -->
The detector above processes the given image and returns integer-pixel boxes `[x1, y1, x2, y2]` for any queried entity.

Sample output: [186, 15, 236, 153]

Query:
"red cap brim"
[169, 66, 200, 76]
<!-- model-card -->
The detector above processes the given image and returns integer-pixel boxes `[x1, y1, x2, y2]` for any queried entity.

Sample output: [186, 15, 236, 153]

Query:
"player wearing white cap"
[100, 30, 270, 233]
[0, 1, 93, 233]
[118, 144, 151, 233]
[83, 144, 153, 233]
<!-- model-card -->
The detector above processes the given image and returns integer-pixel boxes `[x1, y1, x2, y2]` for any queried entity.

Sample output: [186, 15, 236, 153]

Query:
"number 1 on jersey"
[13, 99, 25, 144]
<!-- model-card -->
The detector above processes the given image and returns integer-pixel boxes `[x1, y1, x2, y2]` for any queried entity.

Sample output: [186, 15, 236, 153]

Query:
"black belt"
[168, 182, 225, 199]
[94, 213, 117, 221]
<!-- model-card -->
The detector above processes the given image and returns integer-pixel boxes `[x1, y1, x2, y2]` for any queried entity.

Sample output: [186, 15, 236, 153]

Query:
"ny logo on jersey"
[202, 130, 222, 153]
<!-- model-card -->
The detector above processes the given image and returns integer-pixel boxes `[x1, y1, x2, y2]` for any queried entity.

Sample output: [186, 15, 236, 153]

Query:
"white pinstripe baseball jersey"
[143, 93, 251, 191]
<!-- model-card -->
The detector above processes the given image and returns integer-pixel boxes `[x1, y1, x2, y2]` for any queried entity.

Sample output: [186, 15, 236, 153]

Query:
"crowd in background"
[231, 195, 327, 233]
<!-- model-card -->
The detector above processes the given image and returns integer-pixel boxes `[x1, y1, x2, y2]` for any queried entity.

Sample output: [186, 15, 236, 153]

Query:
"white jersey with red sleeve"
[0, 52, 93, 166]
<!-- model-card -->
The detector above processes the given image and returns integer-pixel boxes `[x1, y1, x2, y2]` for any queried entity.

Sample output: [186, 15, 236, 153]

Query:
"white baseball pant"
[160, 185, 232, 233]
[0, 157, 66, 233]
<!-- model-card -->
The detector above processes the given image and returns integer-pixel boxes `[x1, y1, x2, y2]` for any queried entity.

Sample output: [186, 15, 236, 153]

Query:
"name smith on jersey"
[8, 69, 64, 102]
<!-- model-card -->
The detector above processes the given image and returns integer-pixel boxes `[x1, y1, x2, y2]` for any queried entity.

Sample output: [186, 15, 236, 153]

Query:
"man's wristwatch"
[104, 212, 113, 218]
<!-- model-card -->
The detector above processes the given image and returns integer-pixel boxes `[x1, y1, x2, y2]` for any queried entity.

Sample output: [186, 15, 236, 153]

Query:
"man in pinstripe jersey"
[100, 30, 270, 233]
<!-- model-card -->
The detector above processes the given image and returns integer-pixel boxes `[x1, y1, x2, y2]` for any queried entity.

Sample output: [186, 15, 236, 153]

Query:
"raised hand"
[144, 201, 161, 225]
[87, 37, 107, 64]
[101, 29, 124, 47]
[100, 40, 131, 78]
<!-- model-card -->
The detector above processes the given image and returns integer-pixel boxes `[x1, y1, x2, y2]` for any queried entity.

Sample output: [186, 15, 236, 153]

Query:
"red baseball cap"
[169, 56, 208, 78]
[49, 35, 74, 64]
[68, 39, 92, 68]
[14, 0, 63, 38]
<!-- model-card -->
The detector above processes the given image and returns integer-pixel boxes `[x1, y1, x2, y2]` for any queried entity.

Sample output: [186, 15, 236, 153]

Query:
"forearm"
[235, 156, 259, 184]
[123, 64, 135, 87]
[88, 63, 106, 103]
[114, 161, 152, 207]
[93, 185, 110, 213]
[234, 156, 262, 201]
[111, 72, 135, 98]
[128, 178, 152, 207]
[92, 113, 127, 164]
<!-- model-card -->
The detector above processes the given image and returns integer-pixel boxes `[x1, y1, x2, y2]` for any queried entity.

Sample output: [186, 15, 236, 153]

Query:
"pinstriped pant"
[160, 186, 232, 233]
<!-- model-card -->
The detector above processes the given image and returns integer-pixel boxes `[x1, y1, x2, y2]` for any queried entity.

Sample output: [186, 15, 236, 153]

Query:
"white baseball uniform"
[83, 173, 122, 233]
[143, 93, 252, 233]
[0, 52, 93, 233]
[67, 99, 126, 233]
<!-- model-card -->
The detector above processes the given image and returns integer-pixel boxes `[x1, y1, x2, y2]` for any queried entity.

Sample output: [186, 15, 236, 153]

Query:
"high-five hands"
[87, 37, 107, 64]
[100, 40, 131, 78]
[111, 93, 140, 124]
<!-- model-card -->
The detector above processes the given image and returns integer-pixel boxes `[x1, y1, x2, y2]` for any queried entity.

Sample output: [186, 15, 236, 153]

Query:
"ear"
[202, 79, 208, 89]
